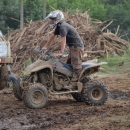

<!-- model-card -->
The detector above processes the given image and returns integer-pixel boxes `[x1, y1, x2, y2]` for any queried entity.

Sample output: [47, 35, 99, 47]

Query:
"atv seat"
[82, 62, 95, 69]
[60, 61, 95, 71]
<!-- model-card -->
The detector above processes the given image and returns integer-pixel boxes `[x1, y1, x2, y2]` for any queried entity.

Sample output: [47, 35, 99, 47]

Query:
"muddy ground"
[1, 71, 130, 130]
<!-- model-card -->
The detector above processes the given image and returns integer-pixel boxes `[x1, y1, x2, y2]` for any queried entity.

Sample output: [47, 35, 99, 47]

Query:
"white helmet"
[46, 10, 64, 28]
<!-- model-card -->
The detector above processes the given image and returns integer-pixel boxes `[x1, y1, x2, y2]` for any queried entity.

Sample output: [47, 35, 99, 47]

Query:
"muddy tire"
[71, 93, 83, 102]
[82, 81, 108, 105]
[13, 78, 23, 101]
[0, 65, 8, 90]
[7, 74, 17, 88]
[23, 83, 48, 109]
[71, 77, 91, 102]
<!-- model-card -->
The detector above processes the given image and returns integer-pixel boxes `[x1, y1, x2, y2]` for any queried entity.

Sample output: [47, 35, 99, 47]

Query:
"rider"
[42, 10, 84, 81]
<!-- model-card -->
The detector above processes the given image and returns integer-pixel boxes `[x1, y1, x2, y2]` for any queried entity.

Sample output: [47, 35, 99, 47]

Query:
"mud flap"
[77, 82, 83, 93]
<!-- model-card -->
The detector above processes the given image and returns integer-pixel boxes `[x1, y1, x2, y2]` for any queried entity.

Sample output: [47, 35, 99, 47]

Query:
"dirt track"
[1, 72, 130, 130]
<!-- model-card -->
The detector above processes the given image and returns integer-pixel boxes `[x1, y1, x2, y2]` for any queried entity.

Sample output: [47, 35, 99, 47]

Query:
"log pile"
[8, 12, 129, 74]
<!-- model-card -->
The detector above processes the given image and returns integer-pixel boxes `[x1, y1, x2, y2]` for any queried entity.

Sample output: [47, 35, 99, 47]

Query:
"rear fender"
[79, 62, 107, 79]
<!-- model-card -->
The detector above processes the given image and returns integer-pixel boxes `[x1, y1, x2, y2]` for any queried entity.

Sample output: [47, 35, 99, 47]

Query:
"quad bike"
[14, 51, 108, 109]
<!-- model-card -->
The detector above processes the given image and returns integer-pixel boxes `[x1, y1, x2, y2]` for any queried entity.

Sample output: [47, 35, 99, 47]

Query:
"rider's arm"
[43, 34, 56, 49]
[61, 36, 66, 53]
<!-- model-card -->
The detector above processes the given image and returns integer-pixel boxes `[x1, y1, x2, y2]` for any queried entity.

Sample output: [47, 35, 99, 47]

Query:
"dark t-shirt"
[54, 22, 84, 48]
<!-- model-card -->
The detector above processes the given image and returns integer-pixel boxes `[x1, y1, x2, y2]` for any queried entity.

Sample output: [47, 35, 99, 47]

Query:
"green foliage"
[22, 58, 32, 75]
[0, 0, 19, 34]
[105, 0, 130, 40]
[46, 0, 57, 13]
[24, 0, 43, 21]
[101, 0, 123, 5]
[66, 0, 107, 21]
[0, 0, 130, 41]
[98, 47, 130, 73]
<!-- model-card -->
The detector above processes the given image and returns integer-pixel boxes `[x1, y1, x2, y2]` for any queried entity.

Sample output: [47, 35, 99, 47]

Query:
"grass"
[97, 47, 130, 74]
[21, 58, 32, 75]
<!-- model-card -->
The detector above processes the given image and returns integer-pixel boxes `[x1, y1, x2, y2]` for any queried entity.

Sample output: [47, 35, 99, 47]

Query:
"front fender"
[31, 64, 53, 73]
[25, 64, 53, 75]
[24, 65, 53, 84]
[24, 59, 53, 75]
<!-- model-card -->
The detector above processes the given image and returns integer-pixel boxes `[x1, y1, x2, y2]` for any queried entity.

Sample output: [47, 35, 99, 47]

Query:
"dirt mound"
[8, 12, 129, 74]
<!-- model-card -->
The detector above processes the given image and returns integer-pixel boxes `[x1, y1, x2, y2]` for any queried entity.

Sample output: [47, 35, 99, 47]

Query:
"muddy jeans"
[66, 46, 84, 78]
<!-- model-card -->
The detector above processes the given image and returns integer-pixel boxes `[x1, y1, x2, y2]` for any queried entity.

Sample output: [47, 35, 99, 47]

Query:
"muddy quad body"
[0, 33, 13, 90]
[15, 52, 108, 109]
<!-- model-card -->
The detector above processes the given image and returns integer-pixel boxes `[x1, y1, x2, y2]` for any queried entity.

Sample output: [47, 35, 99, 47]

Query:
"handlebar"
[35, 47, 68, 60]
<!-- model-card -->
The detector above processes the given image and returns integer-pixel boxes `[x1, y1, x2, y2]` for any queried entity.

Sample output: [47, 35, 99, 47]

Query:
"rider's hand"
[56, 52, 68, 57]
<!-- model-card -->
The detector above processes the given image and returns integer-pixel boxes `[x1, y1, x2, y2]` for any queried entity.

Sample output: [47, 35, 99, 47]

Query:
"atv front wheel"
[82, 81, 108, 105]
[23, 83, 48, 109]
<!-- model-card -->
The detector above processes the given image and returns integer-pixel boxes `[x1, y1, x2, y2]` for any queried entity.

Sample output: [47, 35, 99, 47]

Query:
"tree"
[105, 0, 130, 39]
[0, 0, 19, 34]
[20, 0, 24, 29]
[43, 0, 46, 19]
[66, 0, 107, 21]
[24, 0, 43, 21]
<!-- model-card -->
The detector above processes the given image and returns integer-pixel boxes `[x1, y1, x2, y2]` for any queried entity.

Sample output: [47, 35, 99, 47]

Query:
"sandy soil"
[0, 72, 130, 130]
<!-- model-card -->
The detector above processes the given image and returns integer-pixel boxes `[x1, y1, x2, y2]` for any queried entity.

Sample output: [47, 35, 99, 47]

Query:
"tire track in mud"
[0, 100, 92, 130]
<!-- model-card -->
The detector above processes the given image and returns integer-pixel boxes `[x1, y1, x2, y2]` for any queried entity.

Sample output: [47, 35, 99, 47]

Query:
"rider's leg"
[70, 46, 84, 81]
[66, 51, 71, 64]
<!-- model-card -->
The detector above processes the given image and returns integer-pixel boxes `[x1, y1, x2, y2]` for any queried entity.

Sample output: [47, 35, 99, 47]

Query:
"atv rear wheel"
[82, 80, 108, 105]
[23, 83, 48, 109]
[13, 78, 23, 101]
[71, 77, 91, 102]
[0, 64, 8, 90]
[7, 74, 17, 88]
